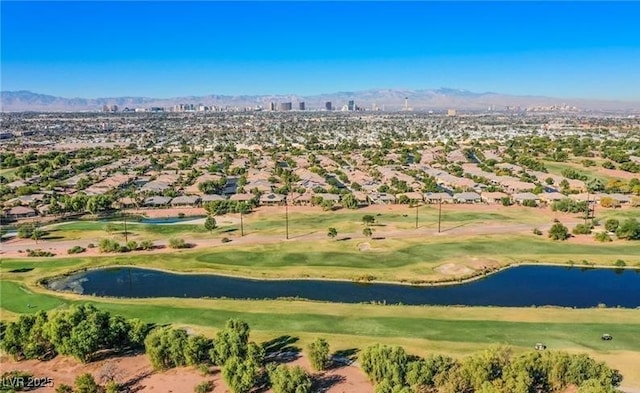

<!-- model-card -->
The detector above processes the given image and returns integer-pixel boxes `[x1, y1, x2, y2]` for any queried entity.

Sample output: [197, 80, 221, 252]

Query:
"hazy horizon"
[2, 2, 639, 101]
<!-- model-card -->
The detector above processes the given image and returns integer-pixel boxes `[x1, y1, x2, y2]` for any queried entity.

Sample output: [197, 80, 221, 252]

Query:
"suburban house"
[259, 193, 286, 206]
[481, 191, 509, 204]
[369, 192, 396, 205]
[424, 192, 454, 204]
[539, 192, 566, 203]
[453, 191, 482, 204]
[144, 196, 172, 207]
[512, 192, 540, 204]
[230, 193, 255, 202]
[396, 192, 424, 204]
[201, 194, 226, 203]
[170, 195, 201, 207]
[3, 206, 37, 219]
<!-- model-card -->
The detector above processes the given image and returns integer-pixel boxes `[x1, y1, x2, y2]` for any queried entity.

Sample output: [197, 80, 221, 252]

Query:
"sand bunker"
[358, 242, 371, 251]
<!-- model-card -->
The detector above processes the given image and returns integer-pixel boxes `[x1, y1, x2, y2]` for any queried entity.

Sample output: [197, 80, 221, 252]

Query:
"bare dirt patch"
[435, 263, 474, 276]
[0, 353, 373, 393]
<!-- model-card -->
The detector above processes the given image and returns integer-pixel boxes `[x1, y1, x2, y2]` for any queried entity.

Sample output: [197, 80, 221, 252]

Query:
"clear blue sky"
[2, 1, 639, 100]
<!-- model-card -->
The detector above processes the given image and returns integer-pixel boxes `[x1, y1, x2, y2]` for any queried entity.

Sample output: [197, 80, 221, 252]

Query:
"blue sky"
[2, 1, 639, 100]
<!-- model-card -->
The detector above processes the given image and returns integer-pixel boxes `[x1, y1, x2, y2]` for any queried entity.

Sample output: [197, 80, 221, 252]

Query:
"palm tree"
[362, 227, 373, 238]
[327, 227, 337, 240]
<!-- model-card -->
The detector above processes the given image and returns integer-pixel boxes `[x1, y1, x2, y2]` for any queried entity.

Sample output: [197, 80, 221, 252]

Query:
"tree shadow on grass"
[289, 231, 316, 239]
[262, 335, 301, 363]
[336, 237, 351, 242]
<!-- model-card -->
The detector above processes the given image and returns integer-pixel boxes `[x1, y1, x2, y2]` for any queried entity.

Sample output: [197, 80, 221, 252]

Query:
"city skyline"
[2, 2, 640, 101]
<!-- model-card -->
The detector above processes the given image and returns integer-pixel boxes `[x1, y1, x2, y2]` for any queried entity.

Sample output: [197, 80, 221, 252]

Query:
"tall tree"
[204, 216, 217, 233]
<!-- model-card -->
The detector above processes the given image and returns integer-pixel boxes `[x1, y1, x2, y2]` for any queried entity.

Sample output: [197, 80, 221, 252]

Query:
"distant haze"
[2, 89, 640, 113]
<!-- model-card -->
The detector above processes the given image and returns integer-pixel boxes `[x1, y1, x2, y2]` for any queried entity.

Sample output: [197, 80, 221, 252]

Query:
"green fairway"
[2, 233, 639, 283]
[543, 160, 624, 183]
[3, 278, 640, 385]
[49, 221, 210, 240]
[2, 280, 639, 353]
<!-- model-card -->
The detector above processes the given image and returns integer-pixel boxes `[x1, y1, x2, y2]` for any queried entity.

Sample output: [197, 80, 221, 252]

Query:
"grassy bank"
[2, 280, 640, 385]
[3, 233, 639, 283]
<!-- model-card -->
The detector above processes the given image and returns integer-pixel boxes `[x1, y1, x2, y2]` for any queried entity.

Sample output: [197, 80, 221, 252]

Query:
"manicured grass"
[2, 234, 639, 283]
[2, 280, 640, 356]
[50, 221, 210, 240]
[543, 160, 613, 183]
[0, 167, 18, 181]
[3, 279, 640, 384]
[0, 280, 68, 313]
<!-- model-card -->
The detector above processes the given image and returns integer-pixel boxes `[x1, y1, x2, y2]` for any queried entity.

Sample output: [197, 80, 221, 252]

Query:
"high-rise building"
[325, 101, 332, 111]
[298, 102, 305, 111]
[269, 102, 276, 111]
[280, 102, 292, 111]
[447, 109, 457, 117]
[348, 100, 355, 111]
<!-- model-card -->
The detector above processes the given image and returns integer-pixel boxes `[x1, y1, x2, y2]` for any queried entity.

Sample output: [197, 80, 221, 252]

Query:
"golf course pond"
[46, 265, 640, 308]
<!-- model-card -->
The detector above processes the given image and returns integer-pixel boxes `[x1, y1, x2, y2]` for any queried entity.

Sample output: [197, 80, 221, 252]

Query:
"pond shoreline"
[39, 260, 639, 291]
[39, 262, 640, 309]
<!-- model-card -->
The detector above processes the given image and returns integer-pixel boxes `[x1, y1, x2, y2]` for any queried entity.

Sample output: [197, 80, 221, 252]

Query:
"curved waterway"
[47, 266, 640, 308]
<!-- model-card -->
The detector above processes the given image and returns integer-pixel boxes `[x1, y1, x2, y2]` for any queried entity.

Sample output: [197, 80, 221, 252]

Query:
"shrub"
[139, 240, 154, 250]
[533, 228, 543, 236]
[222, 356, 259, 393]
[105, 381, 120, 393]
[194, 381, 214, 393]
[99, 238, 122, 253]
[548, 222, 570, 240]
[56, 384, 74, 393]
[168, 237, 189, 249]
[87, 243, 95, 248]
[604, 219, 619, 233]
[594, 232, 612, 242]
[307, 337, 330, 371]
[268, 364, 313, 393]
[74, 373, 99, 393]
[27, 249, 55, 257]
[615, 259, 626, 267]
[221, 237, 232, 243]
[615, 218, 640, 240]
[17, 225, 34, 239]
[572, 223, 593, 235]
[67, 245, 86, 254]
[126, 240, 138, 252]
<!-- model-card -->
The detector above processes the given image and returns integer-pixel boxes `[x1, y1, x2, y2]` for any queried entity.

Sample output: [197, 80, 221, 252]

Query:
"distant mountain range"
[2, 89, 639, 113]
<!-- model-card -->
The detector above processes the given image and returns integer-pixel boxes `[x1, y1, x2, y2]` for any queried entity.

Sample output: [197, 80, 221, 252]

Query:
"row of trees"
[360, 344, 623, 393]
[144, 319, 324, 393]
[1, 305, 150, 363]
[548, 218, 640, 241]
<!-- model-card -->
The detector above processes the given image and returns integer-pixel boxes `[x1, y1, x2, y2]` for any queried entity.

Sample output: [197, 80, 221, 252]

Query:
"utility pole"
[415, 205, 419, 229]
[585, 191, 590, 225]
[123, 208, 128, 243]
[438, 197, 442, 233]
[285, 203, 289, 240]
